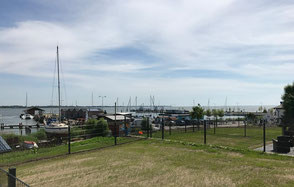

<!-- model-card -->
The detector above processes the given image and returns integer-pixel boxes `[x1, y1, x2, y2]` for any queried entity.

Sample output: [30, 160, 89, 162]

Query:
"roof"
[87, 109, 103, 112]
[25, 107, 45, 111]
[273, 104, 283, 110]
[105, 115, 130, 121]
[0, 136, 12, 153]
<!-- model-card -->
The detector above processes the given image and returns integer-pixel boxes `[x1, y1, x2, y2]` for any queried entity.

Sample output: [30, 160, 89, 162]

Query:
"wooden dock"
[0, 123, 42, 130]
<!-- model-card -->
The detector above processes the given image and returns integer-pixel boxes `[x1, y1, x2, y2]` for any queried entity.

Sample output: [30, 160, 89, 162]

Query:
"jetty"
[0, 123, 42, 130]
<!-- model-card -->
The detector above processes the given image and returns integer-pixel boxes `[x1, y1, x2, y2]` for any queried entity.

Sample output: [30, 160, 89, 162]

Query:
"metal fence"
[150, 119, 281, 153]
[0, 167, 30, 187]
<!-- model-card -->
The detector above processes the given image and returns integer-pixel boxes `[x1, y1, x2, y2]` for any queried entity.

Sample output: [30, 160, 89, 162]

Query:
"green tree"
[246, 113, 257, 125]
[218, 109, 225, 125]
[281, 82, 294, 128]
[85, 118, 109, 137]
[205, 109, 212, 120]
[190, 104, 205, 130]
[212, 109, 218, 123]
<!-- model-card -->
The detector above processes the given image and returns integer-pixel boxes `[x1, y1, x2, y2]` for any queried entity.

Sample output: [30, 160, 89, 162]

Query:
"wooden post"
[185, 122, 187, 133]
[169, 122, 171, 136]
[8, 167, 16, 187]
[193, 121, 195, 132]
[149, 117, 152, 138]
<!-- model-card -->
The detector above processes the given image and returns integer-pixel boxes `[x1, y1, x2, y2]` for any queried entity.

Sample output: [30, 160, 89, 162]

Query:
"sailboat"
[44, 46, 68, 136]
[20, 92, 34, 120]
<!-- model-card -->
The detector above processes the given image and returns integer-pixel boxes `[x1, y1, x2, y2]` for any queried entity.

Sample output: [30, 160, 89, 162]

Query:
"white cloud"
[0, 0, 293, 105]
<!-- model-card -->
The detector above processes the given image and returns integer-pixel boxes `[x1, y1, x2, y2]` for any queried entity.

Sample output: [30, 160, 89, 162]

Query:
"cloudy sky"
[0, 0, 293, 106]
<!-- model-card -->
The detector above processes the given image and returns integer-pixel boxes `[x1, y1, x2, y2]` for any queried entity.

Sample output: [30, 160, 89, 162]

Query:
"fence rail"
[0, 167, 30, 187]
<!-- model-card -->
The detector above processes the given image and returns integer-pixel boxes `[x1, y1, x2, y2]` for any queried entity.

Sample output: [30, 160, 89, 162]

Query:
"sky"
[0, 0, 293, 107]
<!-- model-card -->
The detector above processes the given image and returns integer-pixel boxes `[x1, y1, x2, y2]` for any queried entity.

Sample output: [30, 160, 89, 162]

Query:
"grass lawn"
[0, 137, 140, 166]
[152, 126, 282, 149]
[11, 139, 294, 187]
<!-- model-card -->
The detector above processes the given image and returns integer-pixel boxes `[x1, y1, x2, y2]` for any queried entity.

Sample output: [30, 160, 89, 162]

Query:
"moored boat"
[44, 46, 68, 137]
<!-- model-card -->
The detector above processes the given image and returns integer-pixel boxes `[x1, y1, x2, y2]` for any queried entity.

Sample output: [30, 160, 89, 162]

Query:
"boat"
[19, 93, 34, 120]
[44, 46, 68, 137]
[20, 114, 34, 120]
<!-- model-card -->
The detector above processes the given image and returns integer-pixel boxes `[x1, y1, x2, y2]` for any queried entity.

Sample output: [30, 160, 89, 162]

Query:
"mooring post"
[8, 167, 16, 187]
[204, 120, 207, 144]
[162, 119, 164, 140]
[263, 120, 266, 152]
[68, 125, 71, 154]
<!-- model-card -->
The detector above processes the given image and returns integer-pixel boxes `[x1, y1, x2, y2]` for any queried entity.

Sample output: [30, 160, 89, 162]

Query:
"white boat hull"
[44, 123, 68, 136]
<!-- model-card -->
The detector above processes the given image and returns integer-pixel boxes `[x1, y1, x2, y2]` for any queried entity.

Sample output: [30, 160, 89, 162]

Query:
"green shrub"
[85, 118, 109, 137]
[29, 129, 47, 140]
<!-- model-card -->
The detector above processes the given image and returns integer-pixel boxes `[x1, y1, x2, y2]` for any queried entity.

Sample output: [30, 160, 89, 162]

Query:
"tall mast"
[57, 46, 61, 122]
[25, 92, 28, 107]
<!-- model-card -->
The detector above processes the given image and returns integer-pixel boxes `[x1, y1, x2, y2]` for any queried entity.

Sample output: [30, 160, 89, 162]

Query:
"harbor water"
[0, 105, 274, 136]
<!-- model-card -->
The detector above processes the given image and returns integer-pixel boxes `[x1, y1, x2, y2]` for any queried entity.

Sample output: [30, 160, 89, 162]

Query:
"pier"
[0, 123, 42, 130]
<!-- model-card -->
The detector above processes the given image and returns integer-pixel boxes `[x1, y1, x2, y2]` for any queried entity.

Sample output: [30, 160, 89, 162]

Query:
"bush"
[85, 118, 109, 138]
[29, 129, 47, 140]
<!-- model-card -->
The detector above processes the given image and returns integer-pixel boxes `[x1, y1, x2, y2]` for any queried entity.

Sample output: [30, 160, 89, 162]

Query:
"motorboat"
[20, 114, 34, 120]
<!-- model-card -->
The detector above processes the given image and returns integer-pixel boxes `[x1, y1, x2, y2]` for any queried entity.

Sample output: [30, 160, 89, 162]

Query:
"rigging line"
[59, 53, 68, 106]
[51, 56, 57, 108]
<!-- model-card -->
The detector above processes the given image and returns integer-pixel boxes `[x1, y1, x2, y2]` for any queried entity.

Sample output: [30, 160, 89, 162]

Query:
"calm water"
[0, 105, 274, 135]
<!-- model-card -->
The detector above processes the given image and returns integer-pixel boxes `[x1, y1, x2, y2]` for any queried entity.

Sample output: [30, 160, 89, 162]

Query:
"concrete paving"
[255, 144, 294, 156]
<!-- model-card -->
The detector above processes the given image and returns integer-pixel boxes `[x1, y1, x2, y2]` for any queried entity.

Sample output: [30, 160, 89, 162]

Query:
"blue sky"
[0, 0, 294, 106]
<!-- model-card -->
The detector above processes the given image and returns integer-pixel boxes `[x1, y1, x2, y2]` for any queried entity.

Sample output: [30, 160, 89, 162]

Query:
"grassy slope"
[15, 140, 294, 187]
[0, 137, 138, 166]
[152, 126, 281, 149]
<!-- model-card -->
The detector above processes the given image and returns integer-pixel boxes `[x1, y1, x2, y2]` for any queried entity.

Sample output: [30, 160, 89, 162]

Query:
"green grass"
[152, 126, 281, 149]
[14, 139, 294, 187]
[0, 136, 138, 166]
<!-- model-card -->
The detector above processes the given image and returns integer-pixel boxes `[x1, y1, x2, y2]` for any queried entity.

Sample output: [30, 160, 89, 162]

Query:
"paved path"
[255, 144, 294, 156]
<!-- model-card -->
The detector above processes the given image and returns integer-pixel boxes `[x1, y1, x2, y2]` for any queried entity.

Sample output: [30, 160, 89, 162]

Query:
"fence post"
[193, 121, 195, 132]
[204, 120, 207, 144]
[162, 119, 164, 140]
[68, 125, 71, 154]
[8, 167, 16, 187]
[124, 115, 127, 136]
[244, 120, 247, 137]
[263, 120, 266, 152]
[169, 122, 171, 136]
[214, 121, 216, 134]
[185, 122, 187, 133]
[115, 102, 117, 145]
[149, 118, 152, 138]
[147, 117, 150, 138]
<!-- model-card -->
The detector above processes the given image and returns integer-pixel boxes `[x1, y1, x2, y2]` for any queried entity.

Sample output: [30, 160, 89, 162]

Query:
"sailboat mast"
[57, 46, 61, 122]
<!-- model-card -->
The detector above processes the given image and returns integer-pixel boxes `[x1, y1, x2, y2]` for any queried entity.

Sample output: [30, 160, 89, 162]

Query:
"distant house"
[24, 107, 44, 116]
[103, 115, 131, 136]
[61, 108, 104, 120]
[273, 102, 284, 124]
